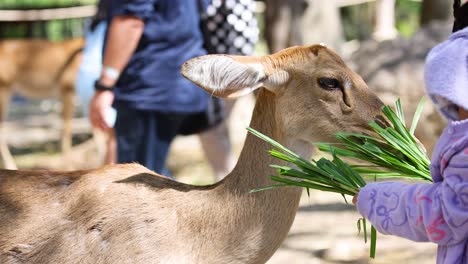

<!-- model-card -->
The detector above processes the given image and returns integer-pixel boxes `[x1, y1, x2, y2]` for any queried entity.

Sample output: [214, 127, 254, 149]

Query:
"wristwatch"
[94, 79, 114, 92]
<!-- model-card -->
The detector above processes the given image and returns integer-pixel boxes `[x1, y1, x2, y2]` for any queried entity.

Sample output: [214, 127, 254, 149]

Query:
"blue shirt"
[109, 0, 209, 113]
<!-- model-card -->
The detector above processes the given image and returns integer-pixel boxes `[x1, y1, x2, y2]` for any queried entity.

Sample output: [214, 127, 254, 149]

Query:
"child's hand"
[459, 107, 468, 120]
[352, 193, 358, 205]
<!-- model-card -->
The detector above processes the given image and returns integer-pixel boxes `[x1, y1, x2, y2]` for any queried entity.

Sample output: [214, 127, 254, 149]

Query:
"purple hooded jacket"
[357, 28, 468, 263]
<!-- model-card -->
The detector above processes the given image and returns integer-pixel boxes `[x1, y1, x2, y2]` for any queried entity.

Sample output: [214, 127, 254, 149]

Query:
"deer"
[0, 38, 84, 170]
[0, 45, 385, 264]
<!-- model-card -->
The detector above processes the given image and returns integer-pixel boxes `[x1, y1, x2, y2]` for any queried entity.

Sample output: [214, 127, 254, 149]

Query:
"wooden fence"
[0, 4, 96, 40]
[0, 1, 407, 41]
[0, 5, 96, 21]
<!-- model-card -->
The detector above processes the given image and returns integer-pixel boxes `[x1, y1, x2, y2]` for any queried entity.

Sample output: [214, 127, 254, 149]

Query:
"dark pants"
[114, 104, 216, 176]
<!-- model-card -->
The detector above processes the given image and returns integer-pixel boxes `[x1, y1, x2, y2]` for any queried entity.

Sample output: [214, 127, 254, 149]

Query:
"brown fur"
[0, 45, 384, 263]
[0, 38, 84, 169]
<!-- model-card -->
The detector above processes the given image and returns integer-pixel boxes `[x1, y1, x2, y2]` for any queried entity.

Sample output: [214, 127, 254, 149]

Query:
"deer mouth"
[374, 114, 391, 129]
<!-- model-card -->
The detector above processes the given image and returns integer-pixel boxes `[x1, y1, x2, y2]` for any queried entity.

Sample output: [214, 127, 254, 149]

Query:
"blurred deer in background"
[0, 45, 385, 263]
[0, 38, 84, 169]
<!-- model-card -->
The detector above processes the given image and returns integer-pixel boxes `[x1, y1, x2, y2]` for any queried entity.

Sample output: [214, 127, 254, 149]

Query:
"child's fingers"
[352, 194, 358, 205]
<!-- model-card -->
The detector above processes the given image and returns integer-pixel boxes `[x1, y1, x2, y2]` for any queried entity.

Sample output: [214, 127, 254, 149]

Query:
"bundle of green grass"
[248, 98, 432, 259]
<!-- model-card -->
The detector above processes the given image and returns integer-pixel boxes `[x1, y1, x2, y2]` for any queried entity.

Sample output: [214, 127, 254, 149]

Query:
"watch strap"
[94, 79, 114, 92]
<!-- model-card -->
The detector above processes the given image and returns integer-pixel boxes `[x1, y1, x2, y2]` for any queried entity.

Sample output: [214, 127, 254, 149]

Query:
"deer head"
[182, 45, 384, 145]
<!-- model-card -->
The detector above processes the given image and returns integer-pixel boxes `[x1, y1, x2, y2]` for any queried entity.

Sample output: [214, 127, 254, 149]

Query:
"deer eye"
[317, 77, 342, 90]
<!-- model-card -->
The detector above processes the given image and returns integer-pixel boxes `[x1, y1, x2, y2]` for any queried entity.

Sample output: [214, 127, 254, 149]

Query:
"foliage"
[0, 0, 96, 40]
[340, 0, 423, 41]
[317, 98, 431, 182]
[340, 2, 375, 41]
[0, 0, 96, 10]
[395, 0, 422, 37]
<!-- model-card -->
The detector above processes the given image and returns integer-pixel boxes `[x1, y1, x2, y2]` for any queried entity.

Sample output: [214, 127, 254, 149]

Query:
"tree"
[264, 0, 306, 53]
[420, 0, 453, 26]
[302, 0, 344, 52]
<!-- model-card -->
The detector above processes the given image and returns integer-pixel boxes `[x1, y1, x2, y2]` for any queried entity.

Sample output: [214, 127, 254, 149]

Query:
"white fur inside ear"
[264, 70, 290, 89]
[183, 55, 266, 95]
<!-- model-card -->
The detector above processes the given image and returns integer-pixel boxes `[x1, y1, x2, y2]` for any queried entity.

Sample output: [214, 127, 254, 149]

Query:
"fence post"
[373, 0, 398, 40]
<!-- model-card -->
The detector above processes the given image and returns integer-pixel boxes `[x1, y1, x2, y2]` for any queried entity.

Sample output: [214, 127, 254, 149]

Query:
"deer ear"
[181, 54, 286, 99]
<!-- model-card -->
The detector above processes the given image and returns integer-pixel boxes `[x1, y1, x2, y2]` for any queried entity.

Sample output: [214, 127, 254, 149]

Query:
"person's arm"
[356, 142, 468, 246]
[89, 15, 144, 130]
[99, 16, 144, 87]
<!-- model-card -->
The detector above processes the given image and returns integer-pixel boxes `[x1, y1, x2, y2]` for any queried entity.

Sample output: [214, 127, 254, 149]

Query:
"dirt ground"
[6, 95, 436, 264]
[268, 193, 436, 264]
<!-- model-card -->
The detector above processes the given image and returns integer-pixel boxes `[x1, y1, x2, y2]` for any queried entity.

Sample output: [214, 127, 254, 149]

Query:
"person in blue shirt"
[89, 0, 211, 175]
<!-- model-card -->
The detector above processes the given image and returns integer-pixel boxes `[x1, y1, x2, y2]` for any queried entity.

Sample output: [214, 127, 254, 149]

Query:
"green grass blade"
[410, 96, 427, 135]
[395, 99, 406, 126]
[270, 176, 357, 196]
[357, 218, 362, 237]
[250, 184, 289, 193]
[247, 127, 300, 158]
[370, 226, 377, 258]
[363, 218, 368, 243]
[274, 166, 360, 195]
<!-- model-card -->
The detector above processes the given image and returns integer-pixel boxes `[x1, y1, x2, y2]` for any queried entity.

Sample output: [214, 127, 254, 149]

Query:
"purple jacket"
[357, 119, 468, 264]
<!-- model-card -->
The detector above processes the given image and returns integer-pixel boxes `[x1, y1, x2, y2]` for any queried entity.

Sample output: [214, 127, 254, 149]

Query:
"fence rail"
[0, 5, 96, 21]
[0, 0, 383, 22]
[337, 0, 376, 7]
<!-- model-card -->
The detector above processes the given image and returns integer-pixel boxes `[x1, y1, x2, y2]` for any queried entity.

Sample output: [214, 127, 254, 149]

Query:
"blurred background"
[0, 0, 452, 262]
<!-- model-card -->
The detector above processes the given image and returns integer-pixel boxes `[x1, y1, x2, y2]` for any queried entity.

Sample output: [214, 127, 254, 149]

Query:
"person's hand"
[459, 107, 468, 120]
[89, 90, 115, 131]
[352, 193, 358, 205]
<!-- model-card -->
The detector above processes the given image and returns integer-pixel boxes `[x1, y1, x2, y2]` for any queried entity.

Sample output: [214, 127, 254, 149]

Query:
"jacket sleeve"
[357, 144, 468, 245]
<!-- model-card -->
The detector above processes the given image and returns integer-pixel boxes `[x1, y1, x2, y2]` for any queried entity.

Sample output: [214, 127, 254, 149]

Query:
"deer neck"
[205, 90, 312, 262]
[222, 90, 313, 192]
